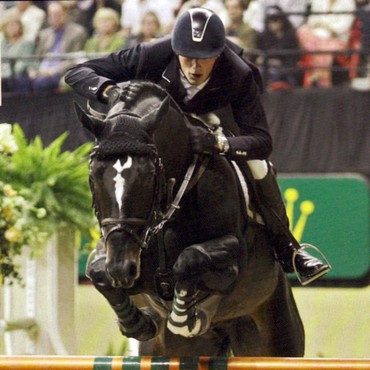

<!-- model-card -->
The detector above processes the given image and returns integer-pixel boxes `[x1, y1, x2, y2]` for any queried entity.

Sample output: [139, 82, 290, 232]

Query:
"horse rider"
[65, 7, 330, 285]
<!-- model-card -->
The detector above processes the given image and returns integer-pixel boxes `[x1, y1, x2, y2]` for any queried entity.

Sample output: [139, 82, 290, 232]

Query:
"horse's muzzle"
[104, 228, 142, 288]
[106, 261, 138, 289]
[105, 251, 140, 289]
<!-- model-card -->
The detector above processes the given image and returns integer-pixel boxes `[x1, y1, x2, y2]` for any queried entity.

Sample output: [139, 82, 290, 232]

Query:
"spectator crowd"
[1, 0, 369, 95]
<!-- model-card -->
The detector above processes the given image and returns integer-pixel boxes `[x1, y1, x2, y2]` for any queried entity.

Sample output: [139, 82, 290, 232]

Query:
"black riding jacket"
[64, 36, 272, 159]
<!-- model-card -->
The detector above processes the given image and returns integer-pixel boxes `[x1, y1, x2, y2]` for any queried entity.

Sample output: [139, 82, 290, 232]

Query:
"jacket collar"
[160, 56, 178, 86]
[159, 56, 188, 103]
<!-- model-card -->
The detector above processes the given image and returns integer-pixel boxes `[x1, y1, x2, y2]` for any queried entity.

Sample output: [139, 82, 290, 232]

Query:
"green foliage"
[0, 182, 49, 285]
[0, 123, 96, 284]
[0, 124, 95, 236]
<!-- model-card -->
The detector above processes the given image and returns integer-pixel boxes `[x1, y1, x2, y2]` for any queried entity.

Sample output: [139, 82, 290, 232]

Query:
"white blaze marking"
[113, 156, 132, 212]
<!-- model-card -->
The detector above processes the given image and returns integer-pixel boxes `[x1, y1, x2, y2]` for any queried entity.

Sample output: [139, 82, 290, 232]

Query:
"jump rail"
[0, 356, 370, 370]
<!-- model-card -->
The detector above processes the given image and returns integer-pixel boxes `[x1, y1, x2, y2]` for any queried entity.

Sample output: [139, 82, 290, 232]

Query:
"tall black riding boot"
[251, 162, 331, 285]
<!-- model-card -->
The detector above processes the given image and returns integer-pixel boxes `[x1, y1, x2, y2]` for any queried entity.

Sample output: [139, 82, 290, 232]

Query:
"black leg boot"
[250, 162, 331, 285]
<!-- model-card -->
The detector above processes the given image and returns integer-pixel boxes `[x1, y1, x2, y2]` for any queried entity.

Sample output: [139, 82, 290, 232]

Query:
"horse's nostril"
[127, 262, 137, 278]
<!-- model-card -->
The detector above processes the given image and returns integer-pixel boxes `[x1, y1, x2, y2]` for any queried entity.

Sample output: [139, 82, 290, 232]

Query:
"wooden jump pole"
[0, 356, 369, 370]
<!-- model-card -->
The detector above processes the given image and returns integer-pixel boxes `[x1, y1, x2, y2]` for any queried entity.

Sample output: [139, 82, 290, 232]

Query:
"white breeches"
[247, 159, 269, 180]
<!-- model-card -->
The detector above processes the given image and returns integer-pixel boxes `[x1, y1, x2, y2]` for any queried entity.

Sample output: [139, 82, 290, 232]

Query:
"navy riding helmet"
[171, 8, 226, 59]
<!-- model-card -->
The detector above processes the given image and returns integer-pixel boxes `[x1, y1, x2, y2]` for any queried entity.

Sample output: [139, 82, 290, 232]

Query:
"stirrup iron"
[293, 243, 332, 286]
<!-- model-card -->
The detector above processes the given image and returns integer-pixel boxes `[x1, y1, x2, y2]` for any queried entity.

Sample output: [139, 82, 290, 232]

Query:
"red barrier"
[0, 356, 369, 370]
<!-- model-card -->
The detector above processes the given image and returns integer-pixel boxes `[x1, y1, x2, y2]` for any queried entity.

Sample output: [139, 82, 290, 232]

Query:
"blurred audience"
[121, 0, 181, 36]
[244, 0, 310, 33]
[0, 14, 36, 93]
[297, 0, 356, 87]
[224, 0, 256, 56]
[355, 0, 370, 81]
[2, 1, 46, 43]
[255, 5, 300, 88]
[62, 0, 122, 37]
[178, 0, 228, 23]
[84, 7, 125, 53]
[22, 1, 88, 93]
[1, 0, 366, 93]
[125, 11, 162, 49]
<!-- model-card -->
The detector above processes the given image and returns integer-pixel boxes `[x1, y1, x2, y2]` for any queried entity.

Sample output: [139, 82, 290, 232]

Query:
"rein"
[145, 153, 209, 300]
[143, 154, 201, 243]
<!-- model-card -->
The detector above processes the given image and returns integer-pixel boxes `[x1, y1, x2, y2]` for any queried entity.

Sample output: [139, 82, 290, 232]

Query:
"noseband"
[101, 217, 149, 249]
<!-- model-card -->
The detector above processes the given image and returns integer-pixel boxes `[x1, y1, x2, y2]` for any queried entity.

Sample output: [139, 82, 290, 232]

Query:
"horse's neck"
[115, 84, 192, 182]
[154, 106, 192, 182]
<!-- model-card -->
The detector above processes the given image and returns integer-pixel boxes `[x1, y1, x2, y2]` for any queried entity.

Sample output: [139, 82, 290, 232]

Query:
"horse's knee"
[86, 252, 109, 286]
[173, 235, 239, 281]
[174, 236, 239, 293]
[173, 246, 211, 280]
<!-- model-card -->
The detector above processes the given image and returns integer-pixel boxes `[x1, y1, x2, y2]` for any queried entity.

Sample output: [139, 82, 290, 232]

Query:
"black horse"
[75, 81, 305, 357]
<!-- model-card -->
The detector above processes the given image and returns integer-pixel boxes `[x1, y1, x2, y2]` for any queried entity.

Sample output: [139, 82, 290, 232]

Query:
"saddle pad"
[230, 160, 264, 225]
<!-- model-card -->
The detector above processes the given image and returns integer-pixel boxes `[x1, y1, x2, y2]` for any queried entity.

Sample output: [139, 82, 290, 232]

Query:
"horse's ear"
[73, 102, 105, 136]
[142, 96, 170, 132]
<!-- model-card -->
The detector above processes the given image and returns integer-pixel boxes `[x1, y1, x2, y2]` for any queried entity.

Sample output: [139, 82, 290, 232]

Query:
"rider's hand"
[189, 126, 217, 155]
[189, 126, 229, 155]
[102, 85, 124, 108]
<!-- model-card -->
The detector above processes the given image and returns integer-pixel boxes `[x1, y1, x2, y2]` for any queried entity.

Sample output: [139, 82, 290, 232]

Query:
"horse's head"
[74, 83, 170, 288]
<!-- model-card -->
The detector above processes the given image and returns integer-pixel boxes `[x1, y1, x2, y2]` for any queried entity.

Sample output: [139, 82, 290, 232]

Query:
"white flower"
[0, 123, 18, 154]
[4, 226, 21, 243]
[3, 184, 17, 197]
[36, 208, 47, 219]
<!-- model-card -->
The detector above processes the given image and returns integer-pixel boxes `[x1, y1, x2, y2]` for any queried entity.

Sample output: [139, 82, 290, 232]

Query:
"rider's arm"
[64, 37, 174, 103]
[64, 44, 143, 102]
[227, 71, 272, 160]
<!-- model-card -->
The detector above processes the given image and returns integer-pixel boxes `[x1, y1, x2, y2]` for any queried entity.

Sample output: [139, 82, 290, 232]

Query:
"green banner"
[278, 174, 370, 283]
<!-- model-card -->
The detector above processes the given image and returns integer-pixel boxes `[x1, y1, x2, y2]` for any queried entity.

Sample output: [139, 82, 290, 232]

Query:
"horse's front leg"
[168, 234, 240, 337]
[86, 239, 161, 341]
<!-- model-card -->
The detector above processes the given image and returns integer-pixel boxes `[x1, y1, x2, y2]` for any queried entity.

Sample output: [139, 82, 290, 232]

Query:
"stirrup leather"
[293, 243, 332, 286]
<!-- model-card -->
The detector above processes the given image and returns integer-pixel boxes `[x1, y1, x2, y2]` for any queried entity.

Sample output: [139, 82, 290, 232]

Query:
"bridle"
[91, 145, 207, 254]
[90, 147, 164, 252]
